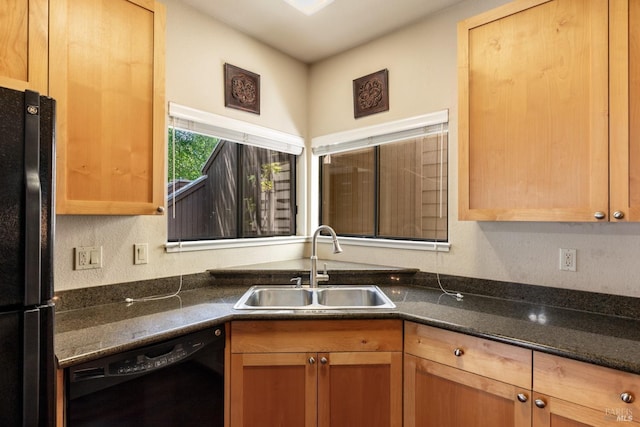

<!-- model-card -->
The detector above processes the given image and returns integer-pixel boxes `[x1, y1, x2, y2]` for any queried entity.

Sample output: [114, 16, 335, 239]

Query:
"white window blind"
[168, 102, 305, 155]
[312, 109, 448, 155]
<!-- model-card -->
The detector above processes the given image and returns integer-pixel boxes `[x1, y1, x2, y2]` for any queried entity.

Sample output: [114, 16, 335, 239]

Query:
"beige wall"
[55, 0, 640, 298]
[163, 0, 308, 136]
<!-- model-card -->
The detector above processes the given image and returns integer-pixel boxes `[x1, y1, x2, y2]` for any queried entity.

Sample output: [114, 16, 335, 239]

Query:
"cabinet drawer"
[404, 322, 532, 389]
[231, 319, 403, 353]
[534, 352, 639, 414]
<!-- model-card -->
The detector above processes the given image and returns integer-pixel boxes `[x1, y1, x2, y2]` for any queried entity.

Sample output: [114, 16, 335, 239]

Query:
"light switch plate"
[134, 243, 148, 265]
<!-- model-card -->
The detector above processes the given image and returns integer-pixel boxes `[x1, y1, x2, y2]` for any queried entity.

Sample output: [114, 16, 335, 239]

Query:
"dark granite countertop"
[55, 262, 640, 376]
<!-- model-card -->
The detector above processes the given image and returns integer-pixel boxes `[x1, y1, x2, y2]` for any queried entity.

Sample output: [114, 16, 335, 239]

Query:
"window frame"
[165, 103, 305, 251]
[311, 110, 451, 252]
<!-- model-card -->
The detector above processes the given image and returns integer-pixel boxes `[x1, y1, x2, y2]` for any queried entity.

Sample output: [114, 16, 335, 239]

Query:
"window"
[315, 112, 448, 242]
[167, 103, 303, 242]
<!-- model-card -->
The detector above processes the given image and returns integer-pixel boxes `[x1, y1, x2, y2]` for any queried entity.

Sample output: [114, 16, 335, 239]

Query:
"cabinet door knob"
[621, 392, 634, 403]
[534, 399, 547, 409]
[157, 206, 165, 214]
[517, 393, 528, 403]
[453, 348, 464, 357]
[320, 357, 328, 365]
[594, 211, 606, 220]
[309, 357, 316, 365]
[613, 211, 625, 220]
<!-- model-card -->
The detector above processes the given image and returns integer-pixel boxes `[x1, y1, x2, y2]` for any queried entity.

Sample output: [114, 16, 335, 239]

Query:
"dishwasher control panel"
[69, 327, 224, 383]
[109, 343, 189, 375]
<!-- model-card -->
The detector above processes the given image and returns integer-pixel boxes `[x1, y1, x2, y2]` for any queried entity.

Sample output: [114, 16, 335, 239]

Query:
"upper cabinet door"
[610, 0, 640, 222]
[458, 0, 609, 221]
[0, 0, 49, 93]
[50, 0, 166, 215]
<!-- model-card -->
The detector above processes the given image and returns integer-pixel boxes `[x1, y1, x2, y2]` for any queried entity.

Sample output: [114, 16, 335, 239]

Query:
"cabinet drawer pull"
[516, 393, 528, 403]
[621, 392, 634, 404]
[453, 348, 464, 357]
[534, 399, 546, 409]
[309, 357, 316, 365]
[594, 211, 606, 220]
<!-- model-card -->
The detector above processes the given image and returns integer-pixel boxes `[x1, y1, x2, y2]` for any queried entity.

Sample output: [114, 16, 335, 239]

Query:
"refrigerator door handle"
[24, 90, 42, 306]
[23, 309, 41, 427]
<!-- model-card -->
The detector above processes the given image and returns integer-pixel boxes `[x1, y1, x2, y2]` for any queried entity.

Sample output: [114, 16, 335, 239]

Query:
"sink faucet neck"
[310, 225, 342, 288]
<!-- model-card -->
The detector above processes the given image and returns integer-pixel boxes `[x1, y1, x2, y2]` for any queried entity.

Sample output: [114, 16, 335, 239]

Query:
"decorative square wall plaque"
[353, 69, 389, 118]
[224, 63, 260, 115]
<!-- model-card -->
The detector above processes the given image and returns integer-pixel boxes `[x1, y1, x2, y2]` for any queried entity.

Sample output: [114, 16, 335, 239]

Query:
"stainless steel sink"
[316, 287, 390, 307]
[242, 288, 313, 307]
[233, 285, 396, 310]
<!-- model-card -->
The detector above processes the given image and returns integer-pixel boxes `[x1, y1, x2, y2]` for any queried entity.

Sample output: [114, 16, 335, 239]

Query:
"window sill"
[333, 237, 450, 252]
[165, 236, 307, 253]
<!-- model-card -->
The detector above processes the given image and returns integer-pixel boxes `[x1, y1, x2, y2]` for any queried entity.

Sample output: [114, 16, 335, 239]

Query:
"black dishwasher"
[66, 327, 225, 427]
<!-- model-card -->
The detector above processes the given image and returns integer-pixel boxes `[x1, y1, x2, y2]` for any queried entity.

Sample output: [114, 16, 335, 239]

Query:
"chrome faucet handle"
[290, 277, 302, 288]
[315, 263, 330, 284]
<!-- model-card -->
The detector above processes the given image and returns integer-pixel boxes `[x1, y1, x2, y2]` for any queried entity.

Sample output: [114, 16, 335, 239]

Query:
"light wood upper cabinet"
[610, 0, 640, 222]
[50, 0, 166, 215]
[230, 320, 403, 427]
[458, 0, 612, 221]
[0, 0, 49, 93]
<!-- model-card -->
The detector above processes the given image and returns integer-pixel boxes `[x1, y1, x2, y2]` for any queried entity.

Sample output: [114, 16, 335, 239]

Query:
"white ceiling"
[179, 0, 463, 63]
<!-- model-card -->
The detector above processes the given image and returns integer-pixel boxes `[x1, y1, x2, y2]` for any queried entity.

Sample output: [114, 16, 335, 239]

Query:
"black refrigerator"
[0, 86, 56, 427]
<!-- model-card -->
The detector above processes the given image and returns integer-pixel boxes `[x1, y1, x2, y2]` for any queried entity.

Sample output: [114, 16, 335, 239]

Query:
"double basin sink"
[233, 285, 396, 311]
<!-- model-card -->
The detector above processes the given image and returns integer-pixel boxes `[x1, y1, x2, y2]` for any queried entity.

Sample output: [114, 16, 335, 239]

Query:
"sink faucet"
[310, 225, 342, 288]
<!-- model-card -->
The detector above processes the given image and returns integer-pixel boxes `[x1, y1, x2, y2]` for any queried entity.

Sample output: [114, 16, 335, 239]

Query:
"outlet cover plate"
[559, 248, 577, 272]
[75, 246, 102, 270]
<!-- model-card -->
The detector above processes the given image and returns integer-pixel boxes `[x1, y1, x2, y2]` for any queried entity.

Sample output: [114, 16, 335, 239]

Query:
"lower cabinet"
[229, 319, 403, 427]
[55, 319, 639, 427]
[230, 351, 317, 426]
[57, 369, 65, 427]
[532, 352, 639, 426]
[403, 322, 533, 427]
[404, 321, 640, 427]
[531, 393, 625, 427]
[404, 354, 531, 427]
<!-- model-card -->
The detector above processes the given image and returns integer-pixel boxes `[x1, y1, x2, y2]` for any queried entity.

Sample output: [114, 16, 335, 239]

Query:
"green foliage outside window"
[168, 128, 219, 181]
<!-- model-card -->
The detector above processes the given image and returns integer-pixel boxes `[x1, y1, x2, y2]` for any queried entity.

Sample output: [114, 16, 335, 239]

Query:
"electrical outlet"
[559, 248, 577, 272]
[134, 243, 148, 265]
[75, 246, 102, 270]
